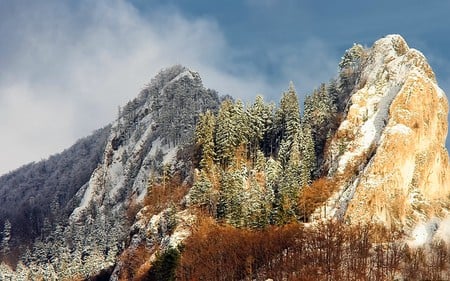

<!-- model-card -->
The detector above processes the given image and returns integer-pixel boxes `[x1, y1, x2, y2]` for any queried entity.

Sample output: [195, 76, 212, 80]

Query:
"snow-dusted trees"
[195, 110, 216, 170]
[151, 66, 220, 147]
[187, 76, 355, 227]
[274, 82, 301, 164]
[299, 125, 316, 186]
[188, 171, 217, 216]
[247, 96, 274, 161]
[0, 125, 110, 257]
[189, 81, 341, 227]
[1, 220, 11, 258]
[339, 44, 366, 105]
[302, 83, 338, 175]
[215, 99, 240, 167]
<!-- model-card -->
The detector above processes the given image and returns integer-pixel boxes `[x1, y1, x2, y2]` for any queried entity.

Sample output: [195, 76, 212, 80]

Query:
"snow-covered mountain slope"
[0, 125, 110, 246]
[320, 35, 450, 228]
[0, 65, 220, 280]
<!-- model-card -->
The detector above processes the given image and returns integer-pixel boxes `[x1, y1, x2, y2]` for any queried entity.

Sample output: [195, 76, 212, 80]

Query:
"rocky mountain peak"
[321, 34, 449, 228]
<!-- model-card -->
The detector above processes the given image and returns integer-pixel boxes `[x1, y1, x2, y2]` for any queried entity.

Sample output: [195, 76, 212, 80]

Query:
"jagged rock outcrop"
[322, 35, 450, 228]
[0, 65, 220, 280]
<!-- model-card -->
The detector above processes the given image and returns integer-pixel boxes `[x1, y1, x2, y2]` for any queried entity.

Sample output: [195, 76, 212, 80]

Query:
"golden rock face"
[324, 35, 450, 228]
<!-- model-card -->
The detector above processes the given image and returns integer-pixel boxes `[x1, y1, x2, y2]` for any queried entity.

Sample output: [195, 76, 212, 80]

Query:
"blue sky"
[0, 0, 449, 174]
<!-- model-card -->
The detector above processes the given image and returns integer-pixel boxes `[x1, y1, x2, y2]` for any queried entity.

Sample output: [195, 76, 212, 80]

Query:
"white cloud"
[0, 83, 76, 171]
[0, 0, 277, 174]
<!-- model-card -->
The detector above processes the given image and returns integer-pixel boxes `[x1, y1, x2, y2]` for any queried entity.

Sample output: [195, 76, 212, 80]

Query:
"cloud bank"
[0, 0, 340, 175]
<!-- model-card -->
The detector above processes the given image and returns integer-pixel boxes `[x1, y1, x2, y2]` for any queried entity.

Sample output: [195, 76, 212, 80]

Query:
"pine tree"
[327, 79, 341, 112]
[195, 110, 216, 170]
[254, 150, 266, 172]
[247, 95, 273, 161]
[339, 44, 364, 70]
[217, 170, 245, 226]
[243, 175, 271, 228]
[188, 171, 217, 216]
[265, 158, 283, 224]
[299, 125, 316, 187]
[215, 99, 237, 167]
[278, 136, 303, 223]
[232, 100, 250, 163]
[276, 82, 301, 167]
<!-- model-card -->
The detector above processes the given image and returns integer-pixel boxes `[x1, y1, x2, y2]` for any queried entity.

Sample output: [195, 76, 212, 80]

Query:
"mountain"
[0, 126, 110, 248]
[320, 35, 450, 227]
[0, 65, 221, 279]
[0, 36, 449, 280]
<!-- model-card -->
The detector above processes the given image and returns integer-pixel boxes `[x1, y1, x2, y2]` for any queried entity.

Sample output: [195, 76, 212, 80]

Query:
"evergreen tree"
[265, 158, 283, 224]
[339, 44, 365, 100]
[277, 136, 302, 223]
[242, 175, 271, 228]
[188, 171, 217, 216]
[299, 125, 316, 187]
[276, 82, 301, 167]
[0, 219, 11, 258]
[217, 170, 245, 226]
[327, 79, 341, 112]
[339, 43, 364, 70]
[247, 96, 273, 161]
[302, 83, 337, 175]
[215, 99, 238, 167]
[254, 150, 266, 172]
[265, 157, 282, 192]
[195, 110, 216, 170]
[232, 100, 249, 146]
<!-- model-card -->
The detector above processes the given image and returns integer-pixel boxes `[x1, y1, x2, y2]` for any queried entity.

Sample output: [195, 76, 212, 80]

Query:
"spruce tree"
[217, 170, 245, 226]
[247, 95, 273, 161]
[195, 110, 216, 170]
[215, 99, 236, 166]
[243, 175, 271, 228]
[214, 99, 248, 167]
[188, 171, 217, 216]
[276, 82, 301, 167]
[299, 125, 316, 187]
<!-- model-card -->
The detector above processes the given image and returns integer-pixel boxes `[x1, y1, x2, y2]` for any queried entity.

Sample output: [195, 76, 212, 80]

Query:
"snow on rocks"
[388, 124, 412, 135]
[322, 35, 450, 227]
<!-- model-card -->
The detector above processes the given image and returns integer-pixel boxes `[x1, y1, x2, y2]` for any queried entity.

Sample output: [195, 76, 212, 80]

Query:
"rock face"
[64, 65, 220, 277]
[323, 35, 450, 227]
[0, 65, 220, 280]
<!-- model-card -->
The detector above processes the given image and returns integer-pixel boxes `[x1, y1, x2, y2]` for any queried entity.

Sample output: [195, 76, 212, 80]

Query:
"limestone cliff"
[322, 35, 450, 228]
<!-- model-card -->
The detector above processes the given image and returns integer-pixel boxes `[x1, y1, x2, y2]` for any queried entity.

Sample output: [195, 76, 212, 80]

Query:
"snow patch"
[149, 137, 163, 156]
[163, 146, 178, 164]
[408, 218, 445, 247]
[70, 167, 104, 221]
[389, 124, 412, 135]
[435, 216, 450, 244]
[161, 70, 197, 95]
[148, 137, 178, 164]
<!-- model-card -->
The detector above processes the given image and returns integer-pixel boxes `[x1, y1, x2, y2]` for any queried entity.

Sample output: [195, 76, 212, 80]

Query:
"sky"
[0, 0, 449, 175]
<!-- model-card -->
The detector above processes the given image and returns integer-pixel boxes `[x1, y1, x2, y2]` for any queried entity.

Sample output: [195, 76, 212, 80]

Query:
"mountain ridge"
[0, 35, 449, 280]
